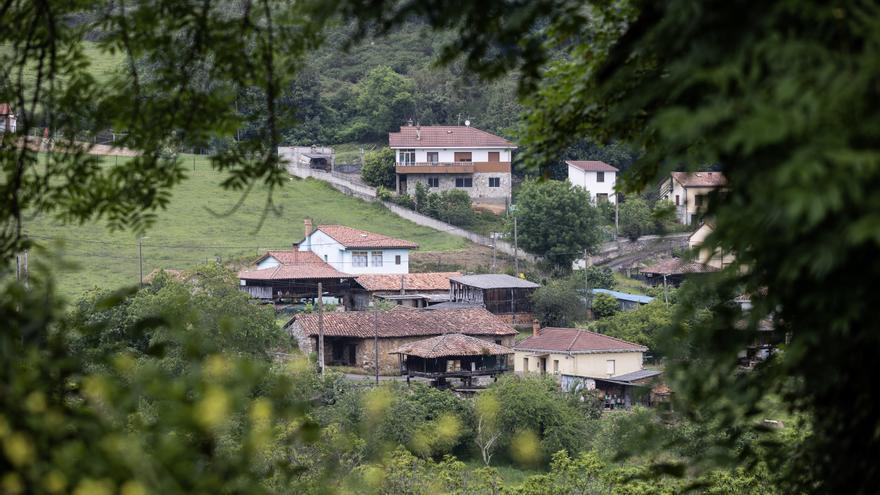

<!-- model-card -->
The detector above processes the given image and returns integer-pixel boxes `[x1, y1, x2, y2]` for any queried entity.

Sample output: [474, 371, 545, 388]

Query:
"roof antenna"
[457, 113, 461, 126]
[416, 122, 421, 140]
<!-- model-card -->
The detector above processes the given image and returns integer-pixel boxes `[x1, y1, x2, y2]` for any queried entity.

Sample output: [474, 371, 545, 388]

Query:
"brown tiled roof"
[389, 125, 515, 148]
[565, 160, 619, 172]
[315, 225, 419, 249]
[515, 327, 647, 354]
[295, 307, 517, 339]
[639, 257, 719, 275]
[238, 251, 349, 280]
[390, 333, 513, 358]
[671, 171, 726, 187]
[0, 103, 10, 115]
[355, 272, 460, 292]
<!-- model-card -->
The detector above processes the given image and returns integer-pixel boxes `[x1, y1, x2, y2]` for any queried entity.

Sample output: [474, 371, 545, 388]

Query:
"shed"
[449, 274, 540, 322]
[390, 333, 513, 387]
[591, 288, 654, 311]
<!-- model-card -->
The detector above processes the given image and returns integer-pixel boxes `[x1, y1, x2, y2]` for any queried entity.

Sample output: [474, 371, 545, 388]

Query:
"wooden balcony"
[396, 161, 511, 174]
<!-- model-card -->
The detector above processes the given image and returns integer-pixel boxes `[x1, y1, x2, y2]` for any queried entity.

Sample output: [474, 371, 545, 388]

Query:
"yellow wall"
[513, 350, 643, 378]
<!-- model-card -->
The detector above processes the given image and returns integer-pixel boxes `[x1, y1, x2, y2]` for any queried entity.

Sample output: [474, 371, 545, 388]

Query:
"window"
[596, 171, 605, 183]
[323, 254, 328, 262]
[675, 194, 680, 206]
[455, 177, 473, 188]
[352, 251, 368, 267]
[427, 177, 439, 188]
[371, 251, 383, 267]
[495, 338, 502, 345]
[695, 194, 704, 206]
[523, 358, 529, 371]
[399, 149, 415, 165]
[395, 255, 401, 265]
[488, 177, 501, 188]
[427, 152, 439, 164]
[454, 151, 472, 162]
[596, 193, 609, 203]
[553, 360, 559, 374]
[488, 151, 500, 162]
[606, 359, 616, 375]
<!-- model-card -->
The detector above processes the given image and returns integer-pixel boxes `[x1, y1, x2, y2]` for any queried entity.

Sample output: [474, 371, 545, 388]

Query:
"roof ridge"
[566, 329, 583, 353]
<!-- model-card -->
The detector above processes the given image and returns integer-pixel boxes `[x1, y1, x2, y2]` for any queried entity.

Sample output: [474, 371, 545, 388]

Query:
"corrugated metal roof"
[450, 274, 540, 289]
[592, 288, 654, 304]
[606, 369, 662, 382]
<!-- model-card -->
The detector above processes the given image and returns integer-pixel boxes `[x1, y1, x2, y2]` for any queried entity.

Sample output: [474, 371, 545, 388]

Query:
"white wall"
[298, 230, 345, 268]
[396, 148, 512, 163]
[513, 350, 643, 378]
[297, 229, 409, 274]
[567, 165, 617, 203]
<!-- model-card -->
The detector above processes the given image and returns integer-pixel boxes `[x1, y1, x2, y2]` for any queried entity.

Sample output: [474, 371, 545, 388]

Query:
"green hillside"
[24, 154, 468, 299]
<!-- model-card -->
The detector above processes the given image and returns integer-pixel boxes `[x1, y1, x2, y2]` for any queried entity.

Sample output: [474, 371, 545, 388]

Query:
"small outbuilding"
[591, 288, 654, 311]
[639, 257, 718, 287]
[449, 274, 540, 324]
[390, 333, 513, 388]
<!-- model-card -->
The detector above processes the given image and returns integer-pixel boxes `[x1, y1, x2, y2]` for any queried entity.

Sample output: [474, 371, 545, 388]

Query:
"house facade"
[297, 220, 417, 274]
[566, 160, 618, 204]
[289, 307, 517, 374]
[659, 171, 727, 224]
[514, 325, 647, 378]
[688, 222, 735, 269]
[389, 124, 516, 206]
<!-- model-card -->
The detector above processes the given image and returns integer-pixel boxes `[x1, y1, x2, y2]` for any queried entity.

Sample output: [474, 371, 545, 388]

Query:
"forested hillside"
[237, 21, 523, 149]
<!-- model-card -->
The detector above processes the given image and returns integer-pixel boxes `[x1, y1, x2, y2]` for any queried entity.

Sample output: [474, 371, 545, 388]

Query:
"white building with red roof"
[0, 103, 17, 134]
[565, 160, 619, 204]
[389, 123, 516, 206]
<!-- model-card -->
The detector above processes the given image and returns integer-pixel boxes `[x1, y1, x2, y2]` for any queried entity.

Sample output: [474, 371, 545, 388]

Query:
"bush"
[591, 293, 619, 319]
[361, 147, 396, 188]
[532, 278, 586, 327]
[619, 197, 653, 241]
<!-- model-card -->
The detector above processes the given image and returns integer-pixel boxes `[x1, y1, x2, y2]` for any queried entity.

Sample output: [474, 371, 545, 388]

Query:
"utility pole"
[615, 195, 620, 237]
[317, 282, 325, 376]
[513, 215, 519, 276]
[491, 234, 497, 272]
[138, 237, 144, 285]
[584, 248, 592, 320]
[374, 308, 379, 385]
[662, 275, 669, 306]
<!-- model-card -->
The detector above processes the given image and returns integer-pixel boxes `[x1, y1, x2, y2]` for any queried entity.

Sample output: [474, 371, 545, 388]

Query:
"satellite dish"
[464, 120, 470, 127]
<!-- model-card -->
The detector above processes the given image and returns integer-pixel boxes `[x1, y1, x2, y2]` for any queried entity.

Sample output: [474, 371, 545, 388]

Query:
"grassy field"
[24, 154, 469, 299]
[1, 41, 125, 90]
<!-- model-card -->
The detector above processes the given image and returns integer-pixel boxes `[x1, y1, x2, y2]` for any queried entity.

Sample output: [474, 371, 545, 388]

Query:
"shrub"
[361, 147, 396, 188]
[618, 198, 653, 241]
[532, 278, 586, 327]
[591, 293, 619, 319]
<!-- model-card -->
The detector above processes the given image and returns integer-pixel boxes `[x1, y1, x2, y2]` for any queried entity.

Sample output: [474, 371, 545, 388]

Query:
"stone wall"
[405, 173, 511, 203]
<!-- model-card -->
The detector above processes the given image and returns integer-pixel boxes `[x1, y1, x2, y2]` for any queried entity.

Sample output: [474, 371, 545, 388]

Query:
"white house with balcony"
[565, 160, 618, 204]
[293, 220, 417, 275]
[389, 124, 516, 206]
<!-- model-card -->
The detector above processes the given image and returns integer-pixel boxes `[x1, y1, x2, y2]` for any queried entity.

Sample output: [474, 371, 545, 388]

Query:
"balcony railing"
[395, 161, 511, 174]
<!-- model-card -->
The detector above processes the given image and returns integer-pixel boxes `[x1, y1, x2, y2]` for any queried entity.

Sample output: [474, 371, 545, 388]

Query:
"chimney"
[304, 219, 313, 239]
[532, 319, 541, 337]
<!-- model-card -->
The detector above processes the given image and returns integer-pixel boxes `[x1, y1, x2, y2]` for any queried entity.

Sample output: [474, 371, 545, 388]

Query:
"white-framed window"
[371, 251, 383, 267]
[597, 171, 605, 183]
[399, 149, 415, 165]
[427, 177, 439, 188]
[352, 251, 368, 267]
[427, 152, 439, 164]
[455, 177, 473, 188]
[606, 359, 616, 375]
[395, 255, 401, 265]
[488, 177, 501, 187]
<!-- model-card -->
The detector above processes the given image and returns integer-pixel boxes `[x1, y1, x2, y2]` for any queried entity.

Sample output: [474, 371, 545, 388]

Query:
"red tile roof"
[295, 307, 517, 339]
[355, 272, 460, 292]
[671, 171, 726, 187]
[238, 251, 349, 280]
[565, 160, 619, 172]
[0, 103, 10, 115]
[639, 257, 719, 275]
[390, 333, 513, 358]
[315, 225, 419, 249]
[515, 327, 647, 354]
[389, 125, 515, 148]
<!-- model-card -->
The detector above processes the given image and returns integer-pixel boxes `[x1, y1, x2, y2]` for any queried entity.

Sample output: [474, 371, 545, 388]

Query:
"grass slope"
[24, 154, 468, 299]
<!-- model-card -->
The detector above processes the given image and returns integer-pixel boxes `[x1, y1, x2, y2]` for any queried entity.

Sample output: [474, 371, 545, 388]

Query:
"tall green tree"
[618, 198, 652, 241]
[348, 66, 415, 141]
[512, 178, 601, 270]
[360, 147, 397, 188]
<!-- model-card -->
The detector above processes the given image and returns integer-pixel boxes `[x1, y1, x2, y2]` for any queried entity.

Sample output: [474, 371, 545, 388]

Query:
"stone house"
[389, 124, 516, 207]
[566, 160, 618, 204]
[289, 307, 517, 374]
[659, 171, 727, 224]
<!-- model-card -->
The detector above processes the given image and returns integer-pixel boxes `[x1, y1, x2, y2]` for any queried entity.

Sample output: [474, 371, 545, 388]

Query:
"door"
[399, 175, 407, 194]
[488, 151, 500, 162]
[348, 345, 356, 365]
[539, 357, 547, 374]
